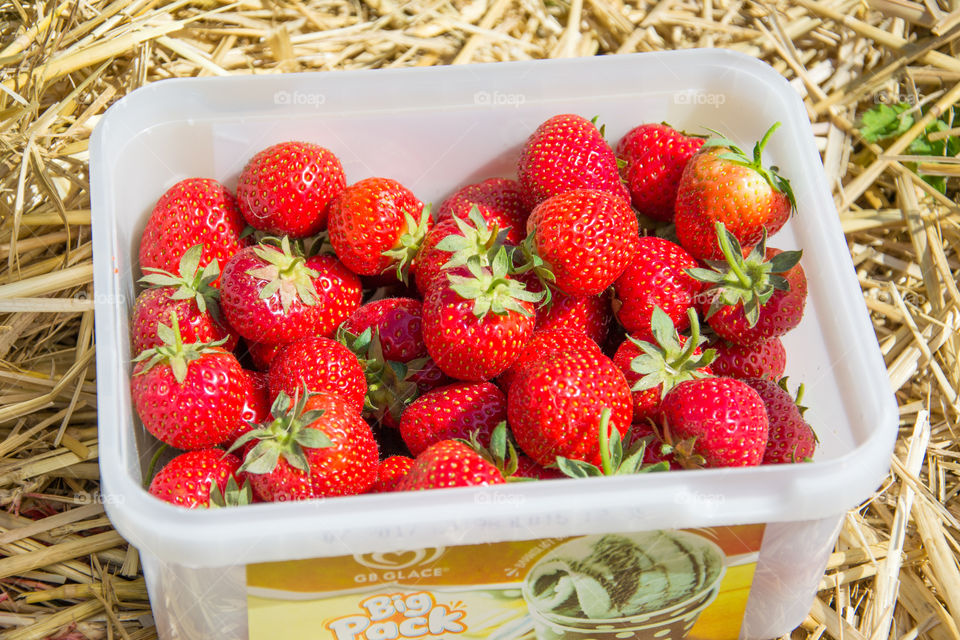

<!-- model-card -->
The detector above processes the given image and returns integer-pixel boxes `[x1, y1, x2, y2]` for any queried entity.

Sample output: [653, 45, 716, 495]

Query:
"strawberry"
[413, 207, 510, 296]
[340, 299, 448, 428]
[131, 314, 250, 450]
[675, 123, 795, 260]
[709, 336, 786, 380]
[139, 178, 250, 276]
[220, 237, 361, 346]
[223, 370, 271, 448]
[508, 348, 633, 467]
[628, 423, 680, 470]
[233, 390, 379, 501]
[328, 177, 429, 279]
[612, 308, 714, 423]
[341, 298, 428, 363]
[497, 328, 603, 392]
[399, 382, 507, 456]
[522, 189, 639, 297]
[371, 456, 415, 492]
[690, 225, 806, 345]
[148, 449, 252, 508]
[612, 236, 702, 340]
[132, 244, 237, 354]
[743, 377, 817, 464]
[245, 340, 283, 371]
[517, 114, 629, 207]
[535, 291, 609, 345]
[514, 455, 565, 480]
[616, 123, 705, 222]
[268, 336, 366, 413]
[237, 141, 346, 238]
[659, 377, 768, 468]
[395, 440, 505, 491]
[437, 178, 529, 244]
[422, 251, 540, 382]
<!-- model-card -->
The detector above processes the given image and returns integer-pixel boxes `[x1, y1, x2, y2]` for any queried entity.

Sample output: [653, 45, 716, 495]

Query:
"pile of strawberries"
[131, 114, 817, 509]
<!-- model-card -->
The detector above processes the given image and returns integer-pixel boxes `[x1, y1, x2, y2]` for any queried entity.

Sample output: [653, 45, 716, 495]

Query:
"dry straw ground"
[1, 0, 959, 639]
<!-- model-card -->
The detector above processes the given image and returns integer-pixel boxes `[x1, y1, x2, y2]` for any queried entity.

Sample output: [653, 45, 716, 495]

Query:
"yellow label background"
[248, 524, 765, 640]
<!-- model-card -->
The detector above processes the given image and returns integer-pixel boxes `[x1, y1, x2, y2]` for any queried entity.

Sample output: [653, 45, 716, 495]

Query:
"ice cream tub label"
[247, 524, 765, 640]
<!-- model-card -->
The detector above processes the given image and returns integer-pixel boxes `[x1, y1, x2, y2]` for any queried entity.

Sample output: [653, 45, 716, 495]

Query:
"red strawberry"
[132, 244, 238, 354]
[148, 450, 252, 508]
[371, 456, 415, 492]
[395, 440, 505, 491]
[139, 178, 250, 276]
[517, 114, 629, 207]
[328, 177, 429, 279]
[341, 298, 427, 363]
[422, 253, 540, 382]
[508, 348, 633, 467]
[131, 314, 250, 450]
[709, 337, 786, 380]
[223, 370, 271, 448]
[616, 123, 705, 222]
[339, 298, 450, 427]
[612, 236, 702, 340]
[524, 189, 639, 296]
[743, 377, 817, 464]
[675, 123, 795, 260]
[497, 328, 603, 392]
[237, 141, 346, 238]
[536, 291, 609, 345]
[628, 423, 680, 470]
[437, 178, 529, 244]
[612, 308, 714, 423]
[246, 340, 283, 371]
[413, 207, 510, 296]
[234, 390, 379, 501]
[268, 336, 366, 412]
[399, 382, 507, 456]
[220, 238, 361, 346]
[514, 455, 565, 480]
[692, 227, 806, 346]
[659, 377, 768, 467]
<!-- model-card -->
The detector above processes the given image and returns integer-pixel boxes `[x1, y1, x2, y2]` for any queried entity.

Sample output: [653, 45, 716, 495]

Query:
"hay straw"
[1, 1, 959, 638]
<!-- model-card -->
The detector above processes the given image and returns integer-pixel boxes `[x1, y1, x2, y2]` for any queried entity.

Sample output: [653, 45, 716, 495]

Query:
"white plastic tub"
[90, 50, 897, 640]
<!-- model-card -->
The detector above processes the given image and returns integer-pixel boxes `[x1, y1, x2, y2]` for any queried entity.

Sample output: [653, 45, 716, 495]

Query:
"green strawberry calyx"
[338, 326, 421, 425]
[132, 311, 228, 384]
[447, 247, 543, 319]
[139, 243, 222, 319]
[208, 475, 254, 508]
[230, 386, 332, 476]
[246, 236, 320, 313]
[382, 204, 433, 284]
[435, 205, 511, 275]
[629, 307, 715, 398]
[702, 122, 797, 211]
[460, 421, 527, 482]
[512, 232, 556, 307]
[687, 222, 802, 327]
[555, 409, 669, 477]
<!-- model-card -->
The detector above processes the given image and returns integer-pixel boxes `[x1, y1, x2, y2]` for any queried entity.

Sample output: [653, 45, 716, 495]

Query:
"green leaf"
[555, 457, 601, 478]
[858, 103, 913, 143]
[240, 442, 282, 474]
[296, 427, 333, 449]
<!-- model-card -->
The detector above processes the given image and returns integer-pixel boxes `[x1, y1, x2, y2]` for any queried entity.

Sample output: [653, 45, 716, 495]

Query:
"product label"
[247, 524, 765, 640]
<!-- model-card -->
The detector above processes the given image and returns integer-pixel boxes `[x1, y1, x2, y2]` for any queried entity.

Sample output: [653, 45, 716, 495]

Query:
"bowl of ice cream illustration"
[521, 530, 726, 640]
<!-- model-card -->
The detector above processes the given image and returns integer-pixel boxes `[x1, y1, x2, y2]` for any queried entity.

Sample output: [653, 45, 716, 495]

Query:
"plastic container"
[90, 50, 898, 640]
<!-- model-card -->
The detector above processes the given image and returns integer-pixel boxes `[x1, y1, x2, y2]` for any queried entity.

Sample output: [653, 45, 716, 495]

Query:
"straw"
[1, 1, 959, 639]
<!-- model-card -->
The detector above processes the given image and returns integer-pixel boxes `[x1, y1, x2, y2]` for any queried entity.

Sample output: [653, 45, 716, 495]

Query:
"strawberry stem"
[598, 408, 614, 476]
[715, 223, 751, 289]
